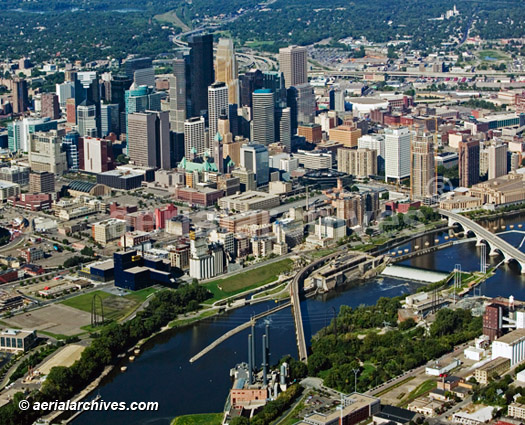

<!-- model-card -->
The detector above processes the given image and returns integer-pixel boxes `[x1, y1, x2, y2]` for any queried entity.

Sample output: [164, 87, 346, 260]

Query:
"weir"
[381, 265, 449, 283]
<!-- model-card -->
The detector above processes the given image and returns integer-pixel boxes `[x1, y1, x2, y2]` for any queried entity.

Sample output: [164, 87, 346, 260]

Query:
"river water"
[74, 213, 525, 425]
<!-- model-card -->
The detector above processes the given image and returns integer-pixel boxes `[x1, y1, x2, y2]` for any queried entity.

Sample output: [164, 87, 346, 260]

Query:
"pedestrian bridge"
[439, 209, 525, 273]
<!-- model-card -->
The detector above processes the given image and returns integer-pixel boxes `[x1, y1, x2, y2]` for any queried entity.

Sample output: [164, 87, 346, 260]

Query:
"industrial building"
[114, 250, 175, 291]
[492, 328, 525, 365]
[0, 329, 37, 352]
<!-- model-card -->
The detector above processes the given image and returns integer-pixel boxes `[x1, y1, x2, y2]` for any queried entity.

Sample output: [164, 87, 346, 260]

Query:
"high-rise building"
[12, 79, 29, 114]
[77, 102, 98, 137]
[55, 81, 75, 108]
[184, 116, 206, 159]
[66, 98, 76, 125]
[62, 131, 80, 171]
[239, 70, 263, 108]
[208, 82, 229, 140]
[7, 117, 58, 153]
[123, 57, 154, 87]
[337, 148, 377, 178]
[110, 75, 133, 133]
[263, 71, 287, 107]
[329, 122, 362, 148]
[358, 134, 386, 173]
[295, 84, 315, 125]
[275, 107, 291, 151]
[224, 136, 245, 168]
[40, 93, 60, 120]
[488, 144, 508, 180]
[241, 144, 269, 186]
[279, 45, 308, 88]
[251, 89, 275, 146]
[410, 132, 435, 200]
[128, 110, 170, 169]
[384, 127, 411, 182]
[124, 84, 164, 143]
[215, 38, 239, 105]
[101, 104, 120, 137]
[169, 58, 187, 133]
[76, 72, 101, 136]
[458, 140, 480, 187]
[83, 137, 113, 173]
[329, 88, 345, 112]
[187, 34, 214, 118]
[29, 171, 55, 194]
[212, 132, 224, 173]
[28, 130, 68, 175]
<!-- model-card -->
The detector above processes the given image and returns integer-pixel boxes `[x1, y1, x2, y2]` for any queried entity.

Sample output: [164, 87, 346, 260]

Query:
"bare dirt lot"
[4, 304, 91, 336]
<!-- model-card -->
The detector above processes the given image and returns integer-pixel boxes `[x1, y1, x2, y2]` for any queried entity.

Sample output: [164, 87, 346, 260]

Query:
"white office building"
[384, 127, 411, 182]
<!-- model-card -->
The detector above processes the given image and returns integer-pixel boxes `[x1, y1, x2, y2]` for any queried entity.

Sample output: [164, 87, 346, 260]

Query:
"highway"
[439, 209, 525, 272]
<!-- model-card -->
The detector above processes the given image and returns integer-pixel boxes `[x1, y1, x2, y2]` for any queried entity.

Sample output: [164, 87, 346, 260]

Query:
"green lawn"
[203, 259, 294, 302]
[171, 413, 222, 425]
[477, 49, 509, 61]
[61, 288, 158, 322]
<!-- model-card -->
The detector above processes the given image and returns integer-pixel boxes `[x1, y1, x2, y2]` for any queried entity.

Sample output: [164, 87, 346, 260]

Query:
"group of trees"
[0, 284, 211, 425]
[307, 305, 482, 394]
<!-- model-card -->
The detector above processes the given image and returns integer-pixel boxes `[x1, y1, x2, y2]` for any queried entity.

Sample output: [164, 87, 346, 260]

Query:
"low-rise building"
[508, 403, 525, 420]
[92, 219, 126, 245]
[219, 191, 280, 212]
[474, 357, 510, 384]
[0, 329, 37, 352]
[0, 181, 20, 201]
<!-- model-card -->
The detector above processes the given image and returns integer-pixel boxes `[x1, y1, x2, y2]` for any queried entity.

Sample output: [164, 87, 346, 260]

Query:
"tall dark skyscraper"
[459, 140, 480, 187]
[110, 75, 133, 134]
[187, 34, 214, 118]
[239, 70, 263, 109]
[13, 79, 29, 114]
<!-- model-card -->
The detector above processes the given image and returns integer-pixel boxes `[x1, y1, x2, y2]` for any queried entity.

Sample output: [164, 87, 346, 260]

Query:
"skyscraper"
[215, 38, 239, 105]
[184, 117, 206, 159]
[13, 79, 29, 114]
[410, 132, 435, 200]
[83, 137, 113, 173]
[275, 107, 291, 151]
[62, 131, 80, 171]
[279, 45, 308, 88]
[187, 34, 214, 118]
[169, 58, 187, 133]
[239, 70, 263, 108]
[241, 144, 270, 186]
[76, 72, 101, 136]
[488, 143, 507, 180]
[77, 102, 98, 137]
[110, 75, 133, 133]
[208, 82, 229, 140]
[251, 89, 275, 146]
[263, 71, 287, 107]
[458, 140, 480, 187]
[384, 127, 411, 182]
[40, 93, 60, 120]
[123, 57, 154, 87]
[329, 88, 345, 112]
[295, 84, 315, 125]
[124, 84, 164, 143]
[101, 104, 120, 137]
[128, 110, 170, 169]
[56, 81, 75, 108]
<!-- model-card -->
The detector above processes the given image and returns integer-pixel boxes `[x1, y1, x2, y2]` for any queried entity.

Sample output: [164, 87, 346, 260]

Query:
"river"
[74, 212, 525, 425]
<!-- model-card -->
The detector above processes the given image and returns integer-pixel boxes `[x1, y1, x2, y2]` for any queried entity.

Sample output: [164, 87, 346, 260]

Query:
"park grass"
[477, 49, 509, 61]
[154, 10, 191, 31]
[171, 413, 222, 425]
[309, 247, 339, 259]
[61, 288, 158, 322]
[203, 259, 294, 303]
[169, 309, 218, 328]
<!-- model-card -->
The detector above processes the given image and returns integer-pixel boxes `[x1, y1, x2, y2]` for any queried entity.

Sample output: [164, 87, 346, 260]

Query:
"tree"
[116, 154, 129, 164]
[230, 418, 250, 425]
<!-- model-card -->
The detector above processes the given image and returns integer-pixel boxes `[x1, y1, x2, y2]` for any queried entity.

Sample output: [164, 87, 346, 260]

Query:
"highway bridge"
[439, 209, 525, 272]
[290, 252, 342, 363]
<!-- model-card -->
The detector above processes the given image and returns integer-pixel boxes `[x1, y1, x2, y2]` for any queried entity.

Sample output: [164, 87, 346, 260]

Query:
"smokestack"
[265, 324, 270, 366]
[248, 334, 253, 384]
[262, 334, 268, 386]
[251, 322, 256, 374]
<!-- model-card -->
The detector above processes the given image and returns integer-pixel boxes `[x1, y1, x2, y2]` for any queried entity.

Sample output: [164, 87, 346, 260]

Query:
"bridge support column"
[519, 262, 525, 274]
[489, 248, 500, 257]
[476, 236, 485, 247]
